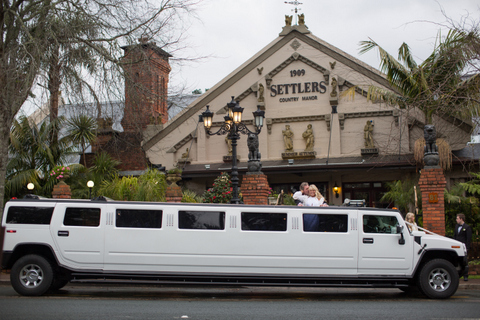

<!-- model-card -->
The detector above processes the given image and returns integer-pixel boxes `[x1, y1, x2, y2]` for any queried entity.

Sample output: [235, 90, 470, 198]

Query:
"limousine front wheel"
[11, 255, 54, 296]
[417, 259, 459, 299]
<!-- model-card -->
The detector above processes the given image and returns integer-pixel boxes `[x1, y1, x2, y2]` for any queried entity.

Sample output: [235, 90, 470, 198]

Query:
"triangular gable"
[143, 30, 393, 152]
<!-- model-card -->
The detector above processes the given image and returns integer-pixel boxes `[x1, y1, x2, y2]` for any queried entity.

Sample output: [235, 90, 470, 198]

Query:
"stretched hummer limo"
[1, 198, 467, 298]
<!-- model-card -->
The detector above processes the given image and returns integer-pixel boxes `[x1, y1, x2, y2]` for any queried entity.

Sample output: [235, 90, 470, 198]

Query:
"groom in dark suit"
[454, 214, 472, 281]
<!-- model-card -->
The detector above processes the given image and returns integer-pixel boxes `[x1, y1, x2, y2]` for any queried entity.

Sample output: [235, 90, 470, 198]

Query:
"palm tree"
[380, 179, 418, 214]
[90, 151, 121, 182]
[345, 29, 480, 169]
[7, 115, 76, 198]
[357, 30, 480, 124]
[66, 115, 97, 167]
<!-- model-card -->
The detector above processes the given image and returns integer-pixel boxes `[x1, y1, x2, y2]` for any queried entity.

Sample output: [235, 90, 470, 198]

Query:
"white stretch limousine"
[1, 198, 468, 298]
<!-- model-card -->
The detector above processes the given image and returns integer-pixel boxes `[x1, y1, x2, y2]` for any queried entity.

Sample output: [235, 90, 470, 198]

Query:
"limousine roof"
[6, 198, 399, 213]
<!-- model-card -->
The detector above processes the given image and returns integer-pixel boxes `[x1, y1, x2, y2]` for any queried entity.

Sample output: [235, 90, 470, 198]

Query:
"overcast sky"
[171, 0, 479, 94]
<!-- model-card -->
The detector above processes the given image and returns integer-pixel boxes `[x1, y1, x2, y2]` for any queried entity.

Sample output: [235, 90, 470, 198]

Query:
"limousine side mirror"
[397, 225, 405, 245]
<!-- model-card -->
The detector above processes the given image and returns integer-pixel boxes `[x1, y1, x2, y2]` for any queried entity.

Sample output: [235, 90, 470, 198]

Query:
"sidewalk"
[1, 270, 479, 290]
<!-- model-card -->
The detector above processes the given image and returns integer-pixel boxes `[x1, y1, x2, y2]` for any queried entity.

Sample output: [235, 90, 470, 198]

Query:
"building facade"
[98, 18, 475, 207]
[140, 18, 474, 206]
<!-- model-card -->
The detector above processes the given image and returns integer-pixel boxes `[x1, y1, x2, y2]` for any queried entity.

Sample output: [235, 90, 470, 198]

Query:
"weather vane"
[284, 1, 303, 25]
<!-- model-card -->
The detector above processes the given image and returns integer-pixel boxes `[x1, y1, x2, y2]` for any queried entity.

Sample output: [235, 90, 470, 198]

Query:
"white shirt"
[304, 197, 325, 207]
[293, 191, 308, 205]
[408, 222, 418, 232]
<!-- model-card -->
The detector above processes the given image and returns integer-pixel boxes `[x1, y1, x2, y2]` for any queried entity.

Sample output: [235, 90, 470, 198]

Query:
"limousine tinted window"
[241, 212, 287, 231]
[64, 208, 101, 227]
[178, 211, 225, 230]
[303, 214, 348, 232]
[6, 207, 54, 225]
[116, 209, 162, 228]
[363, 215, 400, 234]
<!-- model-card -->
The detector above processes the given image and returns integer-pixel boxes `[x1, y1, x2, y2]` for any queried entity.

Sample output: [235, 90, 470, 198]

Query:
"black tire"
[10, 254, 54, 296]
[416, 259, 459, 299]
[49, 276, 70, 291]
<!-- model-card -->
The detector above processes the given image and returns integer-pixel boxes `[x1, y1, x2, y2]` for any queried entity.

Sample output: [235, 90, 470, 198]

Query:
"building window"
[241, 212, 287, 231]
[178, 211, 225, 230]
[116, 209, 162, 228]
[64, 208, 101, 227]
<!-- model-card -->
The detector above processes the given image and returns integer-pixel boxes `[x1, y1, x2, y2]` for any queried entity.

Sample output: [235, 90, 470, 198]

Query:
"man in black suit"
[454, 213, 472, 281]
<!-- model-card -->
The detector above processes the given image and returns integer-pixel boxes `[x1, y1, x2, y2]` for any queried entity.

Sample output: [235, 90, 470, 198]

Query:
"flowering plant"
[50, 165, 71, 180]
[202, 172, 238, 203]
[268, 187, 280, 198]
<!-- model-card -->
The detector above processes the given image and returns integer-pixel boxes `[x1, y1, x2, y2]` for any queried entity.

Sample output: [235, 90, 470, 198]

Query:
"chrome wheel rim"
[19, 264, 44, 288]
[428, 267, 451, 292]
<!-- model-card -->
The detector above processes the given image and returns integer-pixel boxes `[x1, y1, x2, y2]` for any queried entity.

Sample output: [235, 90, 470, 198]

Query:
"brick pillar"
[241, 173, 270, 205]
[166, 184, 182, 202]
[418, 167, 446, 235]
[52, 180, 72, 199]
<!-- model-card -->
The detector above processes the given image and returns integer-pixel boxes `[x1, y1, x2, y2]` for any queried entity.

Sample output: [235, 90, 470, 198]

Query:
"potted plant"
[166, 168, 182, 185]
[50, 165, 71, 183]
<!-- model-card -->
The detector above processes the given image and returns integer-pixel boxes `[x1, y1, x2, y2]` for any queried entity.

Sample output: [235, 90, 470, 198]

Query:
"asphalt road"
[1, 284, 480, 319]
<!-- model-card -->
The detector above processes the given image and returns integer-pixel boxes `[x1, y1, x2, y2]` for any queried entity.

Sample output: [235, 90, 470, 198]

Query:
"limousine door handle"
[363, 238, 374, 244]
[58, 230, 69, 237]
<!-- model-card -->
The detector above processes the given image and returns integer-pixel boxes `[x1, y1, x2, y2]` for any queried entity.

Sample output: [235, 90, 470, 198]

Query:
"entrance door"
[358, 211, 413, 275]
[343, 182, 389, 207]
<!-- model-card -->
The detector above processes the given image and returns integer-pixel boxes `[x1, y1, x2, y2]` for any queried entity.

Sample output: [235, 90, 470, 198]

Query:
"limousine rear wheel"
[417, 259, 459, 299]
[11, 255, 54, 296]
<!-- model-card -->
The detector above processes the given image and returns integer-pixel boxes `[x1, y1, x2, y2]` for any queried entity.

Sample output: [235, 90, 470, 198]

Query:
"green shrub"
[97, 169, 167, 201]
[283, 194, 296, 206]
[182, 189, 203, 203]
[203, 172, 236, 203]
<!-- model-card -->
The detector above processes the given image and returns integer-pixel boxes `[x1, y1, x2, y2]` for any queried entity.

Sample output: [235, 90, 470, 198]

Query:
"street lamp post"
[24, 183, 39, 199]
[202, 97, 265, 204]
[87, 180, 94, 199]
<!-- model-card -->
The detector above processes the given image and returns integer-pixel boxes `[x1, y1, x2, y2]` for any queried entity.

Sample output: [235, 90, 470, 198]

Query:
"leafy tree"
[203, 172, 236, 204]
[68, 151, 120, 199]
[459, 172, 480, 197]
[445, 182, 480, 240]
[6, 115, 77, 199]
[67, 165, 92, 199]
[0, 0, 199, 217]
[44, 15, 100, 125]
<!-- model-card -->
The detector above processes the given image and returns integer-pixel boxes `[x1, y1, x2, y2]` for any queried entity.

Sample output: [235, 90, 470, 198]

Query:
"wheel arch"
[5, 243, 58, 270]
[414, 249, 463, 278]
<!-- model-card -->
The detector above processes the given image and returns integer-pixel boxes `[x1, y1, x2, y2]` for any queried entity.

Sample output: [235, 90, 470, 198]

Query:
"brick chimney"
[121, 37, 172, 132]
